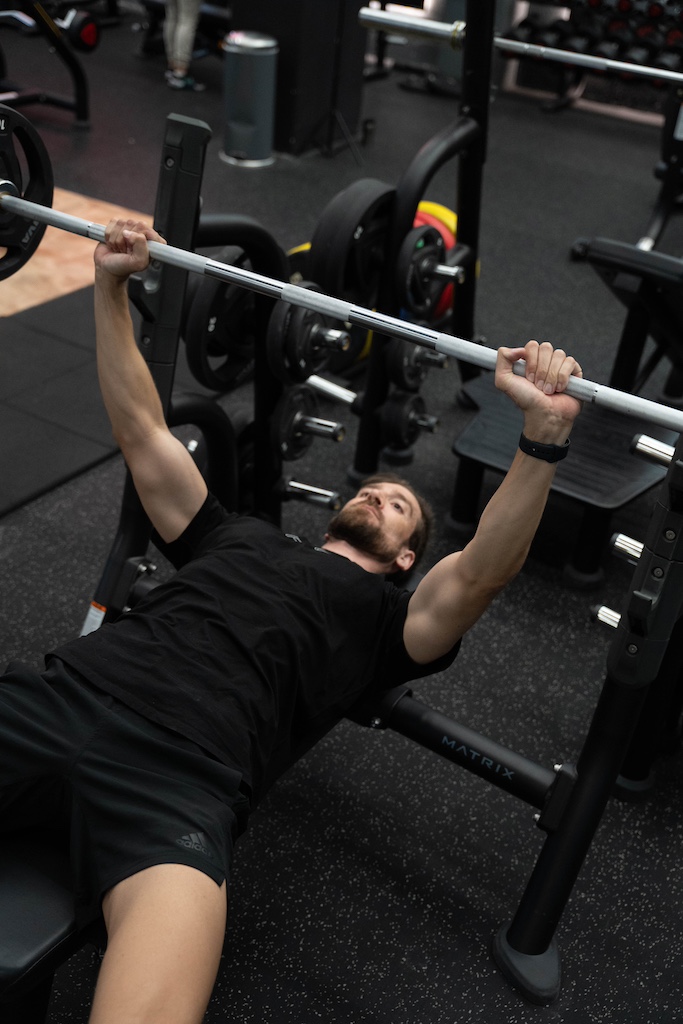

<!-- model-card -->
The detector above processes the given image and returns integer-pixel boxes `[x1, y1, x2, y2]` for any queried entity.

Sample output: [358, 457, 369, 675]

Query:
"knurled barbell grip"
[2, 185, 683, 434]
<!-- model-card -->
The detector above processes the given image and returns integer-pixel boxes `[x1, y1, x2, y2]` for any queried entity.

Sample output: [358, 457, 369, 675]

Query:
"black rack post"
[351, 0, 494, 479]
[493, 436, 683, 1004]
[82, 114, 211, 631]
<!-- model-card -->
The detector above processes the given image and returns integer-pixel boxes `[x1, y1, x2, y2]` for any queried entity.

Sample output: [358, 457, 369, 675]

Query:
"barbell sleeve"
[358, 6, 466, 47]
[3, 184, 683, 435]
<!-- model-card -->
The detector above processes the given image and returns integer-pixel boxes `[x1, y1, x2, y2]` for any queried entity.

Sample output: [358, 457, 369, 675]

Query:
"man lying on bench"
[0, 220, 582, 1024]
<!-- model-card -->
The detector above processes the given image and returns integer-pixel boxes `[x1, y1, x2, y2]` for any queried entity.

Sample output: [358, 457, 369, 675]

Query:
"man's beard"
[326, 503, 398, 563]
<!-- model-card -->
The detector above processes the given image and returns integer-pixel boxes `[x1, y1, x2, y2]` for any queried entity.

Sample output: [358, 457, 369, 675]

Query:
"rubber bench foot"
[491, 926, 561, 1006]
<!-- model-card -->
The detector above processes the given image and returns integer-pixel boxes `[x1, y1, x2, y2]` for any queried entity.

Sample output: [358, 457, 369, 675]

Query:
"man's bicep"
[403, 552, 500, 664]
[123, 426, 209, 543]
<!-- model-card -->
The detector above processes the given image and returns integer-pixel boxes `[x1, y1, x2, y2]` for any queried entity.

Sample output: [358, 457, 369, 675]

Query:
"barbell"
[2, 176, 683, 435]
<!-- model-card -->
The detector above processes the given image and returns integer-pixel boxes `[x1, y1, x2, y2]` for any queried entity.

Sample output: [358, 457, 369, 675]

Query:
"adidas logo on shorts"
[175, 832, 212, 858]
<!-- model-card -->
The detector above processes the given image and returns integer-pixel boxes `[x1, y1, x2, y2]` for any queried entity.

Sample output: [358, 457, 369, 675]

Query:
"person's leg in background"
[163, 0, 206, 91]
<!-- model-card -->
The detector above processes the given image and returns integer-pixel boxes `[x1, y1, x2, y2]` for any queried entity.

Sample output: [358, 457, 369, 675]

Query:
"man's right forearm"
[94, 268, 166, 453]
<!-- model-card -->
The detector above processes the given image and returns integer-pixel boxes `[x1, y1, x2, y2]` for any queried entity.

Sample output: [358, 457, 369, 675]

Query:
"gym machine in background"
[0, 0, 100, 125]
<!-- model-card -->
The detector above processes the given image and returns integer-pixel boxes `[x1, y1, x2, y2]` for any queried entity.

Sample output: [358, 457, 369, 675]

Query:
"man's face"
[326, 481, 421, 570]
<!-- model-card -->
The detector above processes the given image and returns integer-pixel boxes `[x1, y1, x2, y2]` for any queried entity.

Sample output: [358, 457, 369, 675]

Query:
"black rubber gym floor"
[1, 4, 682, 1021]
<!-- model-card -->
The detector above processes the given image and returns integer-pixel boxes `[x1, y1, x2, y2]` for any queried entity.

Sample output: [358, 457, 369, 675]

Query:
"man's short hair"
[359, 472, 434, 568]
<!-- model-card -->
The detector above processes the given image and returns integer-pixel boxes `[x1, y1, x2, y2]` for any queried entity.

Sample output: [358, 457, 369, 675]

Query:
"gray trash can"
[220, 30, 278, 167]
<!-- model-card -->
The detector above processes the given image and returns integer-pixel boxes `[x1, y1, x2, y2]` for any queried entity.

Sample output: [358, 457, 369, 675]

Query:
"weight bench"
[449, 372, 678, 588]
[0, 827, 104, 1024]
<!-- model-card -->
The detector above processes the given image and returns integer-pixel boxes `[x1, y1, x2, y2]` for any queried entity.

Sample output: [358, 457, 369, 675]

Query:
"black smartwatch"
[518, 433, 570, 463]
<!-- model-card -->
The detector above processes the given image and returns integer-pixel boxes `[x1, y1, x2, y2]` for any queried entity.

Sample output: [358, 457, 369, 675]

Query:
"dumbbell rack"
[500, 0, 683, 117]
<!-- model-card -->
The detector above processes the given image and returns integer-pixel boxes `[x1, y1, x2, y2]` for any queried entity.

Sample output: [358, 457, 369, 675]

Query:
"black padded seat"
[0, 829, 103, 1024]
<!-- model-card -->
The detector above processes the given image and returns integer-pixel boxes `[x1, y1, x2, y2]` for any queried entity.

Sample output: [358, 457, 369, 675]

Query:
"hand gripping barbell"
[2, 177, 683, 436]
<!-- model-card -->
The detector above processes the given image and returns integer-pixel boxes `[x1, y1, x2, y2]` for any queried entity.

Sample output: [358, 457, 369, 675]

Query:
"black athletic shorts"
[0, 659, 250, 924]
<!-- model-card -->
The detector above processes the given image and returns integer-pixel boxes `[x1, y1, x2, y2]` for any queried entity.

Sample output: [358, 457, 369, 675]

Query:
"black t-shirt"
[53, 495, 459, 799]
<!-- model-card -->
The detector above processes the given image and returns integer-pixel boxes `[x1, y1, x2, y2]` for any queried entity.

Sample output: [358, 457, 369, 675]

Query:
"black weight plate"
[381, 390, 425, 449]
[0, 104, 54, 281]
[267, 280, 339, 385]
[308, 178, 396, 308]
[271, 384, 319, 461]
[386, 339, 426, 392]
[396, 225, 448, 321]
[184, 246, 256, 392]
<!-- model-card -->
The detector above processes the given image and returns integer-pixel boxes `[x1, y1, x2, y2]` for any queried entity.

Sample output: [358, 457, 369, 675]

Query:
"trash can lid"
[224, 29, 278, 51]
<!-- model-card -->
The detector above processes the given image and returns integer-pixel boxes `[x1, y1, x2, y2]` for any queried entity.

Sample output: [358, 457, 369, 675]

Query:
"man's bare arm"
[94, 220, 208, 542]
[403, 341, 582, 664]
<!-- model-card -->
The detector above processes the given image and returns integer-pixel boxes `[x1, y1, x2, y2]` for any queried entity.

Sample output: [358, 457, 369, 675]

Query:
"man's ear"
[394, 547, 416, 573]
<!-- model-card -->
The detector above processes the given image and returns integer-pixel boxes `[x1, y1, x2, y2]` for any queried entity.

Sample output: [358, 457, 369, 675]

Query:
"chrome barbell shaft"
[3, 186, 683, 435]
[494, 37, 683, 85]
